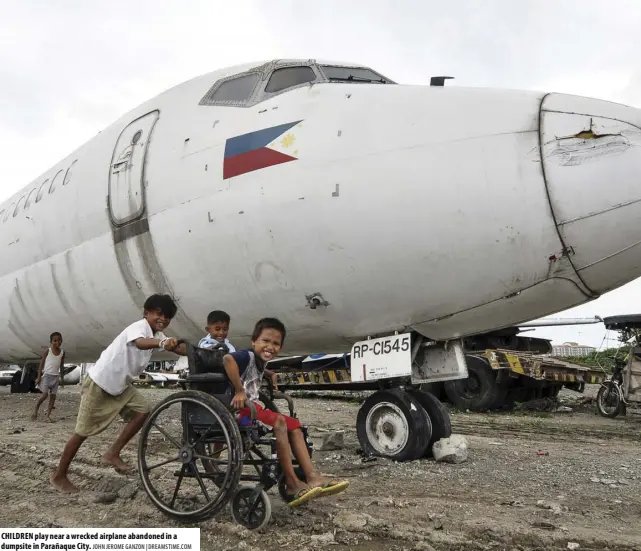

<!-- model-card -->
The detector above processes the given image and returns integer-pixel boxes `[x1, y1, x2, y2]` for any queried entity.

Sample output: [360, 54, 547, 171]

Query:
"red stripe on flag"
[223, 147, 297, 180]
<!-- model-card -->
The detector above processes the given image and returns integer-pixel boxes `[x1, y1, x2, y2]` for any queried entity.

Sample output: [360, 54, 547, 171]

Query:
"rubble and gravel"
[1, 384, 640, 550]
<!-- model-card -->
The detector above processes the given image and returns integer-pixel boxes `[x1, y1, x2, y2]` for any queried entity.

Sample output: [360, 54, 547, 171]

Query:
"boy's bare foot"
[50, 471, 79, 493]
[100, 454, 136, 474]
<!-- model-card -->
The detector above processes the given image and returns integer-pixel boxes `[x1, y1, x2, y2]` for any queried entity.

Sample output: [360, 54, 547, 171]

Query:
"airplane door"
[108, 111, 159, 226]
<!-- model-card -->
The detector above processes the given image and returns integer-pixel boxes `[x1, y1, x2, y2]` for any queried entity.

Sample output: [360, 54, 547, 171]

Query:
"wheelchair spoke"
[191, 423, 220, 448]
[194, 453, 226, 463]
[144, 455, 181, 471]
[189, 461, 211, 502]
[151, 422, 183, 450]
[170, 464, 187, 508]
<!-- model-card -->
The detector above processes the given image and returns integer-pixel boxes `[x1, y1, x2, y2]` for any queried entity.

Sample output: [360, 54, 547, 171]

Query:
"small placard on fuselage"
[350, 333, 412, 382]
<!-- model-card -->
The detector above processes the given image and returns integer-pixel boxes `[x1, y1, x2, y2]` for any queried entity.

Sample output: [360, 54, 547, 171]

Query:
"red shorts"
[237, 401, 301, 432]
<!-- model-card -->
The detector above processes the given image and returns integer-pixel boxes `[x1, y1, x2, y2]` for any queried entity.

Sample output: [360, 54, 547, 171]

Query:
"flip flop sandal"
[317, 480, 350, 498]
[287, 486, 322, 507]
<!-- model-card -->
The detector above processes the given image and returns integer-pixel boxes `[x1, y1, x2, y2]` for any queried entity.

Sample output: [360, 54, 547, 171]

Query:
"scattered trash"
[433, 435, 468, 464]
[320, 431, 344, 451]
[536, 451, 549, 456]
[310, 532, 337, 546]
[567, 543, 580, 550]
[536, 500, 565, 515]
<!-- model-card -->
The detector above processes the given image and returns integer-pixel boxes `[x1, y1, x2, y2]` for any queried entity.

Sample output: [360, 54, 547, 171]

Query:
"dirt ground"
[1, 384, 641, 551]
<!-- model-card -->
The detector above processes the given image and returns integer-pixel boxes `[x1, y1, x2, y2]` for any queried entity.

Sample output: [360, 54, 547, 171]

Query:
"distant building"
[552, 342, 596, 357]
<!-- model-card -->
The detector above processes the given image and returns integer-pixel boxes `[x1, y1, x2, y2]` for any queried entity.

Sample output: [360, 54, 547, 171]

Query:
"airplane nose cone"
[541, 93, 641, 295]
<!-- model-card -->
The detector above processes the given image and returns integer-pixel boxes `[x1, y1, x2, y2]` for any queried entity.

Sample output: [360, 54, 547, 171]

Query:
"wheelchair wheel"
[138, 390, 243, 522]
[277, 467, 306, 503]
[230, 486, 272, 531]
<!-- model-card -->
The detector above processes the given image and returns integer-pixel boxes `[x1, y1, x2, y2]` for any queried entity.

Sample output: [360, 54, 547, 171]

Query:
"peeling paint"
[547, 119, 638, 167]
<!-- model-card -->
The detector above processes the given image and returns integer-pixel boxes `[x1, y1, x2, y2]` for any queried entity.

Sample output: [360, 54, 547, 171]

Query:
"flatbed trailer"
[266, 342, 605, 461]
[272, 348, 604, 397]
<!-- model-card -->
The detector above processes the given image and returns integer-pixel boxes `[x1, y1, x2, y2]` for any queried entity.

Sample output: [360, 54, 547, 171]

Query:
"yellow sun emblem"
[280, 133, 296, 148]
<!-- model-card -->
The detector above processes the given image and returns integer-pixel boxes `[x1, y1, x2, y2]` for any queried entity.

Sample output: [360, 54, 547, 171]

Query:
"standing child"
[33, 332, 65, 422]
[50, 294, 186, 493]
[199, 310, 236, 352]
[223, 318, 349, 507]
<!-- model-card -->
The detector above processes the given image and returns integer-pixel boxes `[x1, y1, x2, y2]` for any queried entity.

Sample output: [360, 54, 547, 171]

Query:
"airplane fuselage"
[2, 59, 641, 363]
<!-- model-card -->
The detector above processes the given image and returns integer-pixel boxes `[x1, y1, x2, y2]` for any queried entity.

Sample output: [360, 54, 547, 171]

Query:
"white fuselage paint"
[2, 60, 641, 363]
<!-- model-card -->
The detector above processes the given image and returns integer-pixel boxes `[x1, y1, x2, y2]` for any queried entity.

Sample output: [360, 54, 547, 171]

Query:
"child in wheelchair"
[223, 317, 349, 507]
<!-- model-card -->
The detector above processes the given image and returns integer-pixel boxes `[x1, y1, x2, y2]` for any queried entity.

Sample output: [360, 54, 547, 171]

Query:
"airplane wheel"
[357, 389, 431, 461]
[443, 356, 507, 411]
[406, 389, 452, 457]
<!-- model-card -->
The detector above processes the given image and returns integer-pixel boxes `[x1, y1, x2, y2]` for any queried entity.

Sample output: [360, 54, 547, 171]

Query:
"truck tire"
[406, 388, 452, 458]
[357, 389, 431, 461]
[443, 356, 507, 411]
[10, 370, 30, 393]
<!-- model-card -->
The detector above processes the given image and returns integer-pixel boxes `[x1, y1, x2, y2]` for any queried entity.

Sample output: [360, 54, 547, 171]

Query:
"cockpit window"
[200, 73, 259, 106]
[320, 65, 392, 84]
[265, 66, 316, 94]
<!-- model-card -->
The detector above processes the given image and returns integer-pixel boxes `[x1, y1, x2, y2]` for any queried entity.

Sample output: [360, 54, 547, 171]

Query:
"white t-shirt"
[87, 319, 166, 396]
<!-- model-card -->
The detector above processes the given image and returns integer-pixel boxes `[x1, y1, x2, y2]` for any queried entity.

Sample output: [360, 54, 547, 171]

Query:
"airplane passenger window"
[210, 73, 259, 103]
[25, 188, 36, 209]
[320, 65, 391, 84]
[36, 180, 49, 203]
[265, 66, 316, 94]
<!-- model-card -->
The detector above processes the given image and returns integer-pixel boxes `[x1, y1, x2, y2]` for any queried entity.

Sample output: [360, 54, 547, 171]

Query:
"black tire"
[596, 383, 622, 419]
[138, 390, 243, 522]
[356, 389, 432, 461]
[406, 388, 452, 458]
[444, 356, 507, 411]
[541, 384, 562, 399]
[10, 371, 30, 393]
[230, 486, 271, 530]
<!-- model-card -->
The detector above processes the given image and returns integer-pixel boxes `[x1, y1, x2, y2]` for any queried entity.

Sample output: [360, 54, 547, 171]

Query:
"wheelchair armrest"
[231, 401, 257, 421]
[272, 391, 295, 417]
[184, 373, 227, 383]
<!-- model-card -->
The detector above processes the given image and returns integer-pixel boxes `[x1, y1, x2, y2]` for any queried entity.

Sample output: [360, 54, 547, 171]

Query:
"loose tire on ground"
[357, 388, 432, 461]
[443, 356, 507, 411]
[406, 388, 452, 458]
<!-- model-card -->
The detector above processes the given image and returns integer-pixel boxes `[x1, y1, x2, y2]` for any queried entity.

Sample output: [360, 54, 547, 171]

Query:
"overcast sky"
[1, 0, 639, 348]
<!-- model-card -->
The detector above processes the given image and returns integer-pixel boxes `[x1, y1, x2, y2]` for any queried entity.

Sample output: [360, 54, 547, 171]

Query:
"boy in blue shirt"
[199, 310, 236, 352]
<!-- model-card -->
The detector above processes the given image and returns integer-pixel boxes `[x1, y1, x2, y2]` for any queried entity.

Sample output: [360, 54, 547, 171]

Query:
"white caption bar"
[0, 529, 200, 551]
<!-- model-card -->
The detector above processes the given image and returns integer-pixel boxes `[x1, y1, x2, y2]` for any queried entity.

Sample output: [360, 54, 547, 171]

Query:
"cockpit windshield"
[319, 65, 393, 84]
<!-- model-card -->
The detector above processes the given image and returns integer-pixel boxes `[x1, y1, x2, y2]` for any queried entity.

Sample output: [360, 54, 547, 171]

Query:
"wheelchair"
[137, 342, 314, 530]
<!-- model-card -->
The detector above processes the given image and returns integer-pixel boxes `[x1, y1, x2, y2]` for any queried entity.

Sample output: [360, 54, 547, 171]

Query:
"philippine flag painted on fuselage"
[223, 120, 303, 180]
